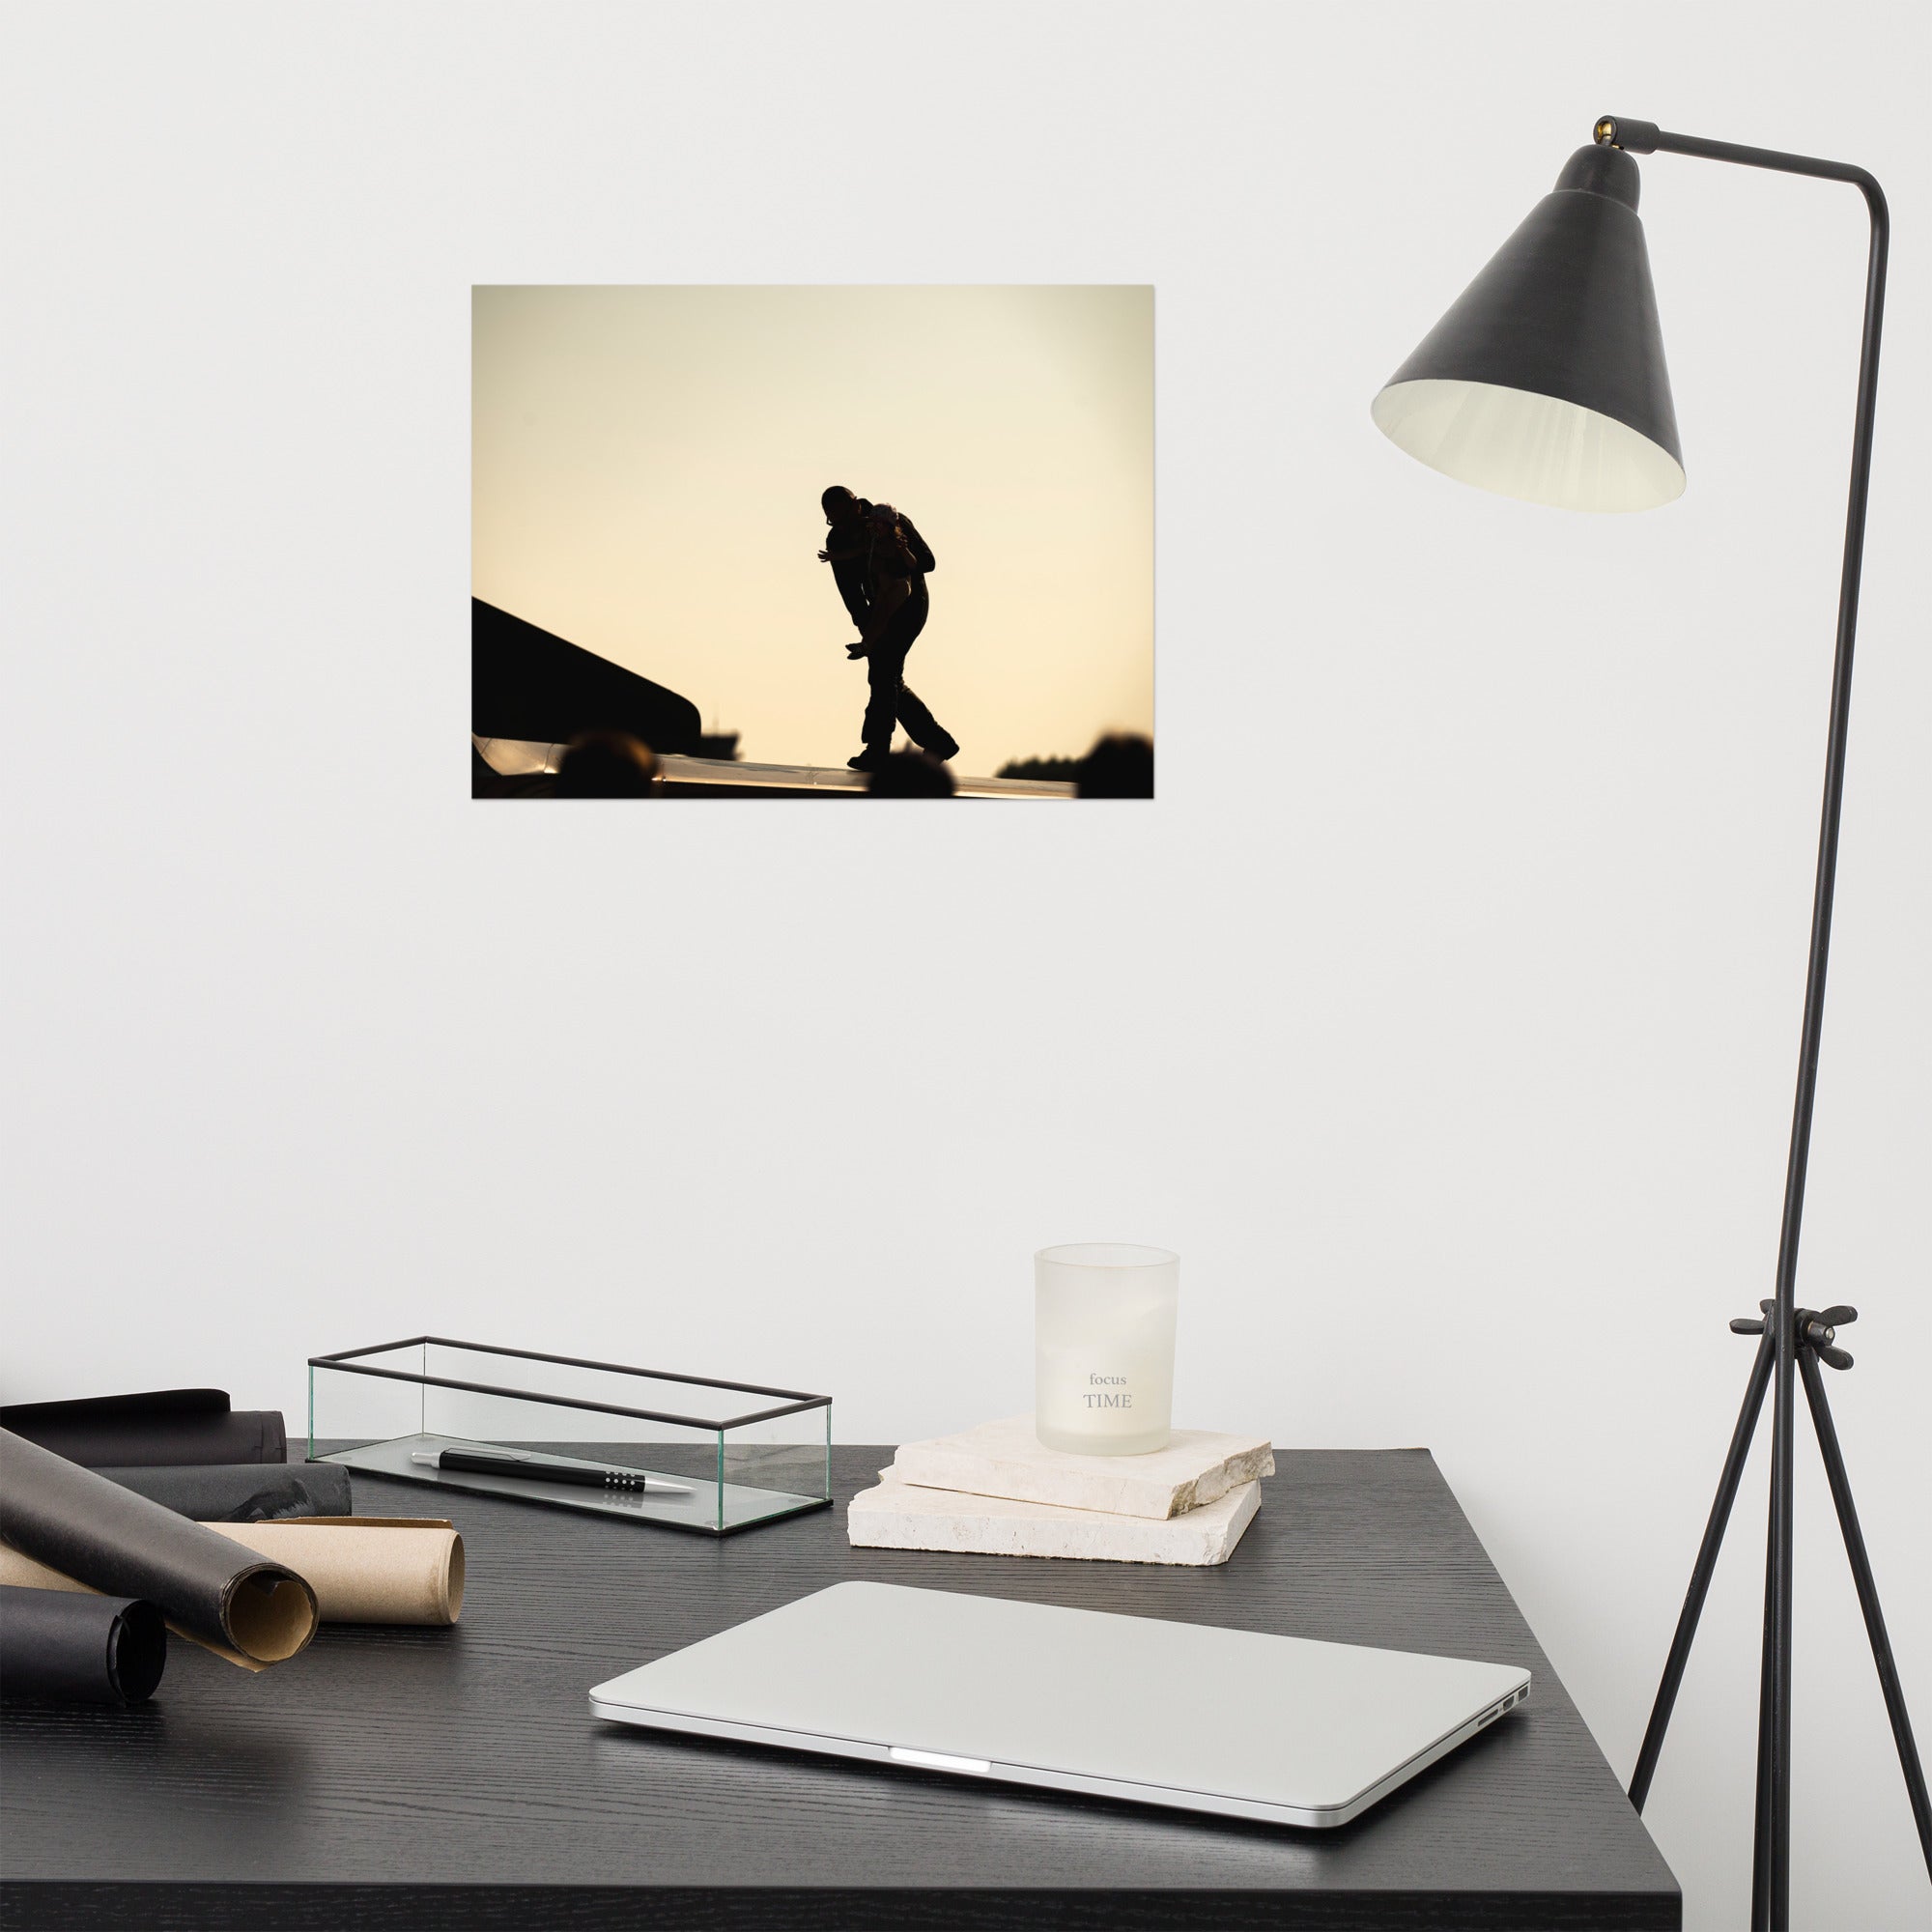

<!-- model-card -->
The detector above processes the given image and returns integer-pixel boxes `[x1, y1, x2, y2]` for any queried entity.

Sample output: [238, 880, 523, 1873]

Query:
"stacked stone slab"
[847, 1416, 1274, 1567]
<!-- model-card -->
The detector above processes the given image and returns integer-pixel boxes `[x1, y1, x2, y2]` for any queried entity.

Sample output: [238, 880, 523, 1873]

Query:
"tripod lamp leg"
[1767, 1309, 1798, 1932]
[1753, 1455, 1781, 1931]
[1631, 1327, 1776, 1811]
[1798, 1349, 1932, 1878]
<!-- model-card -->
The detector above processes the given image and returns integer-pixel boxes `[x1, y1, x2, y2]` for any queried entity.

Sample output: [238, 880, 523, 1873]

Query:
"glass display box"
[309, 1337, 832, 1535]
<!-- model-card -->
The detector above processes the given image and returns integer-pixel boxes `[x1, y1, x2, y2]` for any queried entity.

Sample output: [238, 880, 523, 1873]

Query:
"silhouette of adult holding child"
[819, 485, 959, 773]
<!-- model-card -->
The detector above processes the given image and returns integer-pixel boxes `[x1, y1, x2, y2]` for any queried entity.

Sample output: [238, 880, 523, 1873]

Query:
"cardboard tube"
[0, 1520, 465, 1634]
[0, 1429, 316, 1669]
[200, 1520, 465, 1625]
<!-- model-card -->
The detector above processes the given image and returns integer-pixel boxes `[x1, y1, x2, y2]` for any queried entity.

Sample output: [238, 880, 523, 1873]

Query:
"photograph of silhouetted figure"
[473, 287, 1151, 798]
[819, 486, 959, 775]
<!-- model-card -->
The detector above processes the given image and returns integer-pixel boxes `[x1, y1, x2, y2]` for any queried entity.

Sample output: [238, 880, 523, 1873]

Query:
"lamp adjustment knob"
[1729, 1303, 1857, 1364]
[1595, 115, 1661, 154]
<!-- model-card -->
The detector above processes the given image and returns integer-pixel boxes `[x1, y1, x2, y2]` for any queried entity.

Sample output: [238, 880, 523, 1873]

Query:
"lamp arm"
[1595, 115, 1884, 204]
[1598, 114, 1890, 1932]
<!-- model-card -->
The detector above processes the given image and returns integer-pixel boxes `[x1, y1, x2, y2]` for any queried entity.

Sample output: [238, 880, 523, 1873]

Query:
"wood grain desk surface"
[1, 1445, 1679, 1930]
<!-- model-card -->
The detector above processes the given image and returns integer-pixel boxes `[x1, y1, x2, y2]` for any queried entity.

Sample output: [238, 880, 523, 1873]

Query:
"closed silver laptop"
[589, 1580, 1530, 1828]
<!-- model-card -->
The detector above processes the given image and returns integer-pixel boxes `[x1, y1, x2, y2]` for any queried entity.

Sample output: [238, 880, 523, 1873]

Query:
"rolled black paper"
[0, 1430, 317, 1668]
[0, 1585, 166, 1705]
[0, 1390, 286, 1467]
[95, 1462, 352, 1522]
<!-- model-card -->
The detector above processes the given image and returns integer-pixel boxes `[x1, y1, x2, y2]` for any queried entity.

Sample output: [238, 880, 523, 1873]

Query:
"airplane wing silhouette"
[471, 598, 702, 753]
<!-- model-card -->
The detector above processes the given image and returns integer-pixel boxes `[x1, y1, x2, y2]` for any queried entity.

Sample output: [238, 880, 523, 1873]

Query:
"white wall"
[5, 4, 1927, 1925]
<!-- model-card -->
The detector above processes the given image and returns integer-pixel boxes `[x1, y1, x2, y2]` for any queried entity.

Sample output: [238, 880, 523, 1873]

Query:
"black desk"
[2, 1447, 1679, 1930]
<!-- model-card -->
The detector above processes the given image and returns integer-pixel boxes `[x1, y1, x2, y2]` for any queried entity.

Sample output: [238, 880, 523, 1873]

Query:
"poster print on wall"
[472, 286, 1153, 799]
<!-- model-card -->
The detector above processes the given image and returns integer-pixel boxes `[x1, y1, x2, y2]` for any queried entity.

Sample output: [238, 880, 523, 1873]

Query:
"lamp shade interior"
[1372, 377, 1685, 512]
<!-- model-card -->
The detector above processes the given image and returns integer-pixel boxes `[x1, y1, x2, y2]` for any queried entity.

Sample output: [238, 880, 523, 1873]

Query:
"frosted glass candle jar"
[1034, 1243, 1179, 1456]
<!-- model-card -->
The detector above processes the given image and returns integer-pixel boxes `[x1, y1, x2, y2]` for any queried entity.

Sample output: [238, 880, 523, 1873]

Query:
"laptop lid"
[589, 1580, 1530, 1828]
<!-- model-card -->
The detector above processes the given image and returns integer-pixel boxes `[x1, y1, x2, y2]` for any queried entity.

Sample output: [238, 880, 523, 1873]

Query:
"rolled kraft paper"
[0, 1430, 316, 1670]
[0, 1547, 267, 1672]
[98, 1463, 353, 1522]
[202, 1520, 466, 1625]
[0, 1390, 286, 1467]
[0, 1584, 167, 1705]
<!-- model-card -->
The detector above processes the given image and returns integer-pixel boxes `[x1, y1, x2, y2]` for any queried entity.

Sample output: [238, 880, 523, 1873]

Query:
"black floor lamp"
[1371, 116, 1930, 1931]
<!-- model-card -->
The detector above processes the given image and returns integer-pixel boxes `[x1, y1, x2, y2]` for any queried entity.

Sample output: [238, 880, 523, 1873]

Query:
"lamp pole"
[1590, 119, 1924, 1932]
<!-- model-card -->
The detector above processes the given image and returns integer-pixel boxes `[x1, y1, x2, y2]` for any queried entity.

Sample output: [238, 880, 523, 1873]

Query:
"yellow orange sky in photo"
[472, 285, 1152, 772]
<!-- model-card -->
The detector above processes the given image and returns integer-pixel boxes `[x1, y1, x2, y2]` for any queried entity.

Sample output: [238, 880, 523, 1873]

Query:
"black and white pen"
[411, 1446, 691, 1495]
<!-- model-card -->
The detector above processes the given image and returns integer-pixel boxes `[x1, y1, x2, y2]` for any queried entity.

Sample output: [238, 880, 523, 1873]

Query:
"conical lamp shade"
[1373, 145, 1684, 512]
